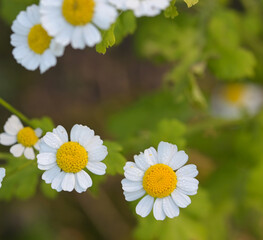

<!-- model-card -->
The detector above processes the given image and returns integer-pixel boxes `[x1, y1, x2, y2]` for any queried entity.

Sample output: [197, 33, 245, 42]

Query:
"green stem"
[0, 98, 32, 127]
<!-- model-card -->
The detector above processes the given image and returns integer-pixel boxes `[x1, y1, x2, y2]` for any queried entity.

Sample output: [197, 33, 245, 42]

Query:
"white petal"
[39, 140, 57, 153]
[61, 173, 75, 192]
[84, 136, 103, 151]
[176, 177, 199, 194]
[153, 198, 166, 220]
[51, 171, 66, 192]
[3, 115, 23, 135]
[0, 168, 6, 179]
[70, 124, 86, 142]
[157, 141, 177, 164]
[171, 189, 191, 208]
[38, 162, 57, 170]
[35, 128, 43, 137]
[10, 144, 25, 157]
[83, 24, 102, 47]
[86, 162, 106, 175]
[24, 147, 35, 160]
[50, 39, 65, 57]
[163, 196, 180, 218]
[76, 170, 92, 190]
[39, 50, 56, 73]
[71, 27, 86, 49]
[43, 131, 64, 149]
[124, 189, 145, 201]
[42, 165, 60, 184]
[75, 177, 86, 193]
[169, 151, 188, 170]
[134, 153, 150, 171]
[176, 164, 198, 178]
[121, 178, 143, 192]
[0, 133, 17, 146]
[136, 195, 154, 217]
[37, 152, 56, 165]
[124, 162, 144, 181]
[76, 126, 95, 147]
[144, 147, 158, 165]
[88, 145, 108, 162]
[53, 125, 68, 143]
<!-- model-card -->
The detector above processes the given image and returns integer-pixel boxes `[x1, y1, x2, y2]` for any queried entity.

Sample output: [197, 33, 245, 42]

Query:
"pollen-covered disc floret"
[143, 164, 177, 198]
[122, 141, 199, 220]
[56, 142, 88, 173]
[37, 124, 108, 193]
[0, 115, 42, 160]
[11, 4, 64, 73]
[40, 0, 118, 49]
[211, 83, 263, 119]
[109, 0, 171, 17]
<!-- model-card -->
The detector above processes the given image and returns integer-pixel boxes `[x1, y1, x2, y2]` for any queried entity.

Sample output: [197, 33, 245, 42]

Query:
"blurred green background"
[1, 0, 263, 239]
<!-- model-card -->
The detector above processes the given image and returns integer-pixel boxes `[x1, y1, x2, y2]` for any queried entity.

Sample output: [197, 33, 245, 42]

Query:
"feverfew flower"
[109, 0, 171, 17]
[0, 168, 6, 188]
[0, 115, 42, 160]
[122, 141, 199, 220]
[37, 124, 108, 192]
[11, 4, 65, 73]
[211, 83, 263, 119]
[40, 0, 118, 49]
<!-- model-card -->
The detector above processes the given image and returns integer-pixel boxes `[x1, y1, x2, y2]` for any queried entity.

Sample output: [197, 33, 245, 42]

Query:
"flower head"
[40, 0, 118, 49]
[0, 115, 42, 160]
[122, 141, 199, 220]
[37, 124, 108, 192]
[211, 83, 263, 119]
[0, 168, 6, 188]
[109, 0, 171, 17]
[11, 4, 65, 73]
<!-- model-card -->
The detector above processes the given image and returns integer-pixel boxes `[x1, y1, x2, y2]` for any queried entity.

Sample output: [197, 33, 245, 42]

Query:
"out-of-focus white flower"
[211, 83, 263, 119]
[122, 141, 199, 220]
[0, 168, 6, 188]
[40, 0, 118, 49]
[109, 0, 171, 17]
[11, 4, 64, 73]
[0, 115, 42, 160]
[37, 124, 108, 192]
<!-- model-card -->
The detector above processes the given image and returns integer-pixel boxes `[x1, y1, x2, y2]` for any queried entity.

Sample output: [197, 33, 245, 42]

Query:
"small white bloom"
[40, 0, 118, 49]
[0, 168, 6, 188]
[37, 124, 108, 193]
[109, 0, 171, 17]
[11, 4, 65, 73]
[0, 115, 42, 160]
[211, 83, 263, 119]
[122, 141, 199, 220]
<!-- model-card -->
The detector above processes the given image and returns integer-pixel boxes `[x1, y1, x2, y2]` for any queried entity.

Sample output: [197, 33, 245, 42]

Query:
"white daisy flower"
[11, 4, 65, 73]
[211, 83, 263, 119]
[122, 141, 199, 220]
[109, 0, 171, 17]
[0, 115, 42, 160]
[37, 124, 108, 193]
[0, 168, 6, 188]
[40, 0, 118, 49]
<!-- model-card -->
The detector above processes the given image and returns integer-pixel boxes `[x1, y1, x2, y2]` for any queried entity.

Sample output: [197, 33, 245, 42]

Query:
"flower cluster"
[0, 114, 199, 220]
[11, 0, 175, 73]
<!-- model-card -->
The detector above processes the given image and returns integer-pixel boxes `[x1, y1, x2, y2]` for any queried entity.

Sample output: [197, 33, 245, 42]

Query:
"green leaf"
[0, 154, 40, 200]
[29, 117, 55, 134]
[40, 180, 58, 199]
[96, 25, 116, 54]
[208, 47, 256, 80]
[0, 0, 38, 25]
[184, 0, 199, 8]
[104, 141, 126, 175]
[164, 0, 178, 19]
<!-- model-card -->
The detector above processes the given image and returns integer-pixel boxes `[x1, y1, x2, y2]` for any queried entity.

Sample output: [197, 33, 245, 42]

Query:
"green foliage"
[0, 153, 40, 200]
[96, 12, 137, 54]
[30, 116, 55, 134]
[164, 0, 178, 19]
[184, 0, 199, 8]
[0, 0, 38, 24]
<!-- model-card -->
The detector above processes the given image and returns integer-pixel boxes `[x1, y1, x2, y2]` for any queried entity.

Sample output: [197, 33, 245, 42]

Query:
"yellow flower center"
[62, 0, 95, 26]
[143, 164, 177, 198]
[223, 83, 245, 105]
[56, 142, 88, 173]
[17, 127, 38, 147]
[28, 24, 52, 54]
